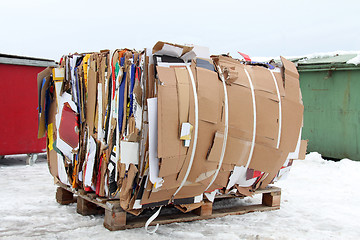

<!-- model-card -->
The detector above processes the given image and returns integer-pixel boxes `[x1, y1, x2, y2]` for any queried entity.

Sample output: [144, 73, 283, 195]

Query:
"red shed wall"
[0, 63, 46, 155]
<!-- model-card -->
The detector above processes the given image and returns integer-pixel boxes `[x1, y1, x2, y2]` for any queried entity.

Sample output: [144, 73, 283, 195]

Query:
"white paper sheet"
[154, 43, 183, 57]
[133, 199, 142, 209]
[194, 194, 203, 203]
[226, 166, 257, 189]
[134, 101, 142, 130]
[120, 141, 139, 170]
[97, 83, 105, 142]
[204, 190, 217, 202]
[147, 98, 164, 189]
[180, 122, 192, 147]
[84, 136, 96, 187]
[181, 45, 210, 61]
[57, 153, 69, 185]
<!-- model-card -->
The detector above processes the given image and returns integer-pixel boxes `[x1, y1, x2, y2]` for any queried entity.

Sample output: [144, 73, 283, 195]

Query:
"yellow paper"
[47, 123, 54, 151]
[52, 68, 64, 81]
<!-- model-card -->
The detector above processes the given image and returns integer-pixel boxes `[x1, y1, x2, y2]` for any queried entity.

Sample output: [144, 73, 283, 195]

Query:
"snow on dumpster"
[37, 41, 306, 230]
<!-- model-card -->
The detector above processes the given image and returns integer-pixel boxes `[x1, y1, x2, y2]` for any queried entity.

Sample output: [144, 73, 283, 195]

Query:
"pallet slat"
[55, 184, 281, 231]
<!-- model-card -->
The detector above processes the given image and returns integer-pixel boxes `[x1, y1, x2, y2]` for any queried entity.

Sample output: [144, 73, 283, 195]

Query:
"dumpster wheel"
[26, 154, 38, 165]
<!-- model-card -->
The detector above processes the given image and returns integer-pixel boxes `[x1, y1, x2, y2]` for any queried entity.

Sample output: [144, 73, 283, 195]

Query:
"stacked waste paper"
[37, 41, 306, 215]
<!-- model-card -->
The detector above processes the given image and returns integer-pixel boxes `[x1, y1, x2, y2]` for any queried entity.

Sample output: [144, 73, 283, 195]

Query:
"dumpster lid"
[0, 53, 57, 68]
[290, 51, 360, 71]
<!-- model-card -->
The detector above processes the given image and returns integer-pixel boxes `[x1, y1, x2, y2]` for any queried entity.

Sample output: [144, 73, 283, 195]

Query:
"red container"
[0, 54, 56, 156]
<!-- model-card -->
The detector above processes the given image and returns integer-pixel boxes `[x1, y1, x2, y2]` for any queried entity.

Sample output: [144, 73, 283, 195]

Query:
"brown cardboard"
[273, 71, 286, 97]
[154, 59, 220, 199]
[235, 185, 254, 197]
[158, 155, 186, 178]
[281, 56, 301, 103]
[157, 67, 187, 159]
[77, 61, 86, 122]
[86, 56, 97, 135]
[141, 183, 176, 205]
[259, 152, 287, 188]
[298, 140, 308, 160]
[280, 56, 299, 79]
[217, 58, 280, 148]
[207, 132, 250, 166]
[99, 53, 107, 101]
[161, 62, 224, 199]
[174, 184, 207, 200]
[247, 65, 278, 97]
[226, 85, 253, 139]
[278, 99, 304, 153]
[248, 143, 282, 174]
[197, 67, 221, 124]
[175, 202, 203, 213]
[157, 85, 182, 157]
[214, 56, 249, 87]
[142, 63, 195, 204]
[98, 152, 108, 197]
[119, 163, 138, 210]
[208, 171, 231, 190]
[254, 92, 279, 148]
[47, 147, 59, 177]
[148, 63, 155, 99]
[133, 80, 142, 107]
[185, 120, 219, 183]
[174, 68, 190, 128]
[221, 163, 235, 172]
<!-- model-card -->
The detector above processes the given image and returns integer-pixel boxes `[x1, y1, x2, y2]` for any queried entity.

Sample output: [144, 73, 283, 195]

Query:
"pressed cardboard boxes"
[38, 41, 305, 215]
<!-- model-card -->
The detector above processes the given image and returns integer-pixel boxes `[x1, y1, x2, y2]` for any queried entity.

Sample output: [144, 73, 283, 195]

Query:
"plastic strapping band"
[172, 63, 199, 197]
[204, 65, 229, 192]
[244, 68, 256, 170]
[269, 70, 282, 149]
[145, 206, 162, 234]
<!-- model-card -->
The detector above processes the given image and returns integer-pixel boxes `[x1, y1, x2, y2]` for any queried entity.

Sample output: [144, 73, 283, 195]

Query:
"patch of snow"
[253, 50, 360, 64]
[294, 50, 360, 61]
[346, 54, 360, 65]
[1, 152, 360, 239]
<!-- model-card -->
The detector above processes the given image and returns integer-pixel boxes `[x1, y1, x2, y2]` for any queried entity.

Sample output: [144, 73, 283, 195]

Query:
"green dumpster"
[294, 53, 360, 160]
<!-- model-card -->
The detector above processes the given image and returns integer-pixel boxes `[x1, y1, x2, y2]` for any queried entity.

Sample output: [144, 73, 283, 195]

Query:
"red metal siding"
[0, 63, 46, 155]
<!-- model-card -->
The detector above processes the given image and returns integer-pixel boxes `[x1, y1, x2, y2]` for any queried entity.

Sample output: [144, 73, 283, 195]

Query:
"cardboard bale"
[38, 41, 305, 215]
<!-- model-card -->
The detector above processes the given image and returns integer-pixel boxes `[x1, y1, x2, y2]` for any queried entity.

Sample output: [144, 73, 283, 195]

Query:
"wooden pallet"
[55, 184, 281, 231]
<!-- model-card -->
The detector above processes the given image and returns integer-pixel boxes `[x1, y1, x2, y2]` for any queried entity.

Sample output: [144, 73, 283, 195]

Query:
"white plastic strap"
[97, 83, 104, 142]
[145, 206, 162, 234]
[244, 68, 257, 170]
[172, 63, 199, 197]
[204, 65, 229, 192]
[269, 70, 282, 149]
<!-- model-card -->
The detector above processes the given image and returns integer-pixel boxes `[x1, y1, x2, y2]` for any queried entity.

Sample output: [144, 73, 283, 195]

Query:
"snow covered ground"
[1, 152, 359, 240]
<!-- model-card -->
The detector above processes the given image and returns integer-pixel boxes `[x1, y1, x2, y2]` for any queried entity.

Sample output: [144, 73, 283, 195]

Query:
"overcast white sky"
[0, 0, 359, 61]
